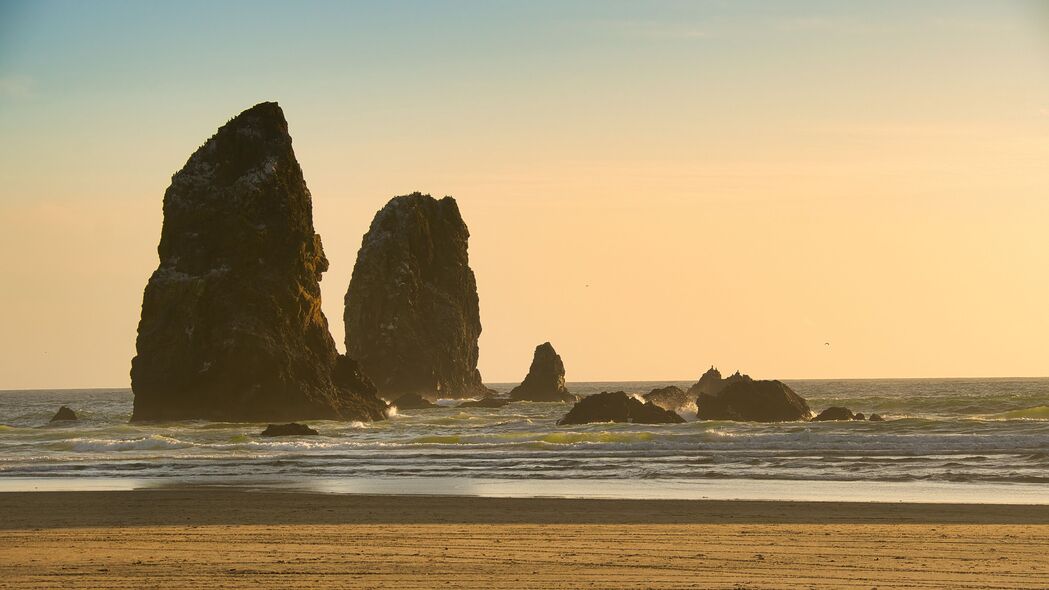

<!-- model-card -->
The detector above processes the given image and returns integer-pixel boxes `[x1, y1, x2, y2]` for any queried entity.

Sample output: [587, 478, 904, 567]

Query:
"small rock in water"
[260, 423, 319, 437]
[509, 342, 576, 403]
[49, 406, 78, 422]
[868, 413, 885, 422]
[557, 391, 685, 425]
[813, 406, 856, 421]
[853, 412, 866, 421]
[390, 393, 437, 410]
[643, 386, 692, 413]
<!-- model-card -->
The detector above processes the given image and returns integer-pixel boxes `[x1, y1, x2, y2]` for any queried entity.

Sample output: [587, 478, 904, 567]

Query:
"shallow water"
[1, 378, 1048, 501]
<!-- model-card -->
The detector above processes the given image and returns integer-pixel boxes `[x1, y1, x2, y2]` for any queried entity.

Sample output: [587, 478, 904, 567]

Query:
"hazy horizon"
[2, 0, 1048, 389]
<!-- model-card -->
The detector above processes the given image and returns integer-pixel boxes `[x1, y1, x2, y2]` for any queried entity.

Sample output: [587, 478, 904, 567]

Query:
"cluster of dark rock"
[553, 366, 889, 426]
[813, 406, 884, 422]
[126, 102, 886, 432]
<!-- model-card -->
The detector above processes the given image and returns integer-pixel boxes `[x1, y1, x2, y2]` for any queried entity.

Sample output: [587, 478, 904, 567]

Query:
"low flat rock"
[260, 423, 319, 437]
[557, 391, 685, 425]
[696, 380, 811, 422]
[813, 406, 856, 421]
[390, 393, 438, 410]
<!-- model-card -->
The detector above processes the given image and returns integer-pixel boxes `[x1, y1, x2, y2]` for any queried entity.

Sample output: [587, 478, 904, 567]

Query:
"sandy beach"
[0, 490, 1046, 589]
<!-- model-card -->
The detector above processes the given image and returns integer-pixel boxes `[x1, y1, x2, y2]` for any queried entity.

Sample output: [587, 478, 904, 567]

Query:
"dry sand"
[0, 490, 1047, 589]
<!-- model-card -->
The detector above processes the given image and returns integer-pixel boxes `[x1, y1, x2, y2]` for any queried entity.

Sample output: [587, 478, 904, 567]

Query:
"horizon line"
[4, 374, 1048, 393]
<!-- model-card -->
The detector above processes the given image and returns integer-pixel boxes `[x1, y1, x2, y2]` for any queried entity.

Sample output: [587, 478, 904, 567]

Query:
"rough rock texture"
[696, 380, 811, 422]
[390, 393, 437, 410]
[130, 102, 386, 423]
[261, 423, 319, 437]
[642, 386, 693, 413]
[813, 406, 856, 421]
[557, 391, 685, 425]
[458, 397, 511, 409]
[686, 367, 753, 398]
[509, 343, 575, 403]
[49, 406, 77, 422]
[344, 193, 487, 400]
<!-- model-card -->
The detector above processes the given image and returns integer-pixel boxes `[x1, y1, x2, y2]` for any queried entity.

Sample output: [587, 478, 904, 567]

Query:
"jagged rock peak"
[130, 102, 387, 422]
[344, 192, 487, 400]
[509, 342, 575, 403]
[643, 386, 694, 413]
[687, 365, 752, 398]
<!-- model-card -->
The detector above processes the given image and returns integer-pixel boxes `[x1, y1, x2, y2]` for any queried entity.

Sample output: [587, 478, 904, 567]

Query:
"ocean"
[2, 378, 1048, 503]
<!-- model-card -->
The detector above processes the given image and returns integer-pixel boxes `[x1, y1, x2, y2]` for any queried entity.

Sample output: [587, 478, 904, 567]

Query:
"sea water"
[1, 379, 1047, 502]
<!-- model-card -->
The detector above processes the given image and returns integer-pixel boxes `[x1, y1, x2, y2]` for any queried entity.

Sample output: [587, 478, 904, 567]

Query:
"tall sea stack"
[130, 102, 387, 422]
[344, 193, 487, 400]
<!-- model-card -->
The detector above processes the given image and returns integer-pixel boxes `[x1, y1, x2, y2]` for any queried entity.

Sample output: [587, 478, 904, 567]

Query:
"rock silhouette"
[261, 423, 319, 437]
[696, 380, 811, 422]
[509, 343, 575, 403]
[643, 386, 693, 413]
[344, 193, 487, 400]
[813, 406, 856, 421]
[130, 102, 386, 423]
[391, 393, 437, 410]
[687, 366, 753, 398]
[557, 391, 685, 425]
[49, 406, 78, 422]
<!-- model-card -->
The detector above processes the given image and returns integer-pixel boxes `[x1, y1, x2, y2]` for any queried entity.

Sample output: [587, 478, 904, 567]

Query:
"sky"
[1, 0, 1048, 388]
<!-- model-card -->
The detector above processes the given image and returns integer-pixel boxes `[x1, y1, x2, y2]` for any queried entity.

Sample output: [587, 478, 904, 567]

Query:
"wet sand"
[1, 490, 1047, 589]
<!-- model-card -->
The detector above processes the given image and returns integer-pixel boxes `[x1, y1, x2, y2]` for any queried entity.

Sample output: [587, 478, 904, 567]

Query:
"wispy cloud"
[772, 16, 838, 32]
[0, 75, 34, 99]
[593, 20, 711, 40]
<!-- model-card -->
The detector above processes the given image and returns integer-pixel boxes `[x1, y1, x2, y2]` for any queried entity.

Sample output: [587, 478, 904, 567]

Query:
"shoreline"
[2, 475, 1048, 505]
[2, 489, 1048, 529]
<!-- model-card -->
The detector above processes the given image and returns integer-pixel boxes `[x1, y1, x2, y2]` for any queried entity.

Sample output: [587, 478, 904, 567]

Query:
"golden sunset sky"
[1, 1, 1047, 388]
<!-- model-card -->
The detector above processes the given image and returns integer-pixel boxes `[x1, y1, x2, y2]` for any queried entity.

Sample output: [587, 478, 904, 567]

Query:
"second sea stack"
[130, 102, 387, 423]
[344, 193, 488, 400]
